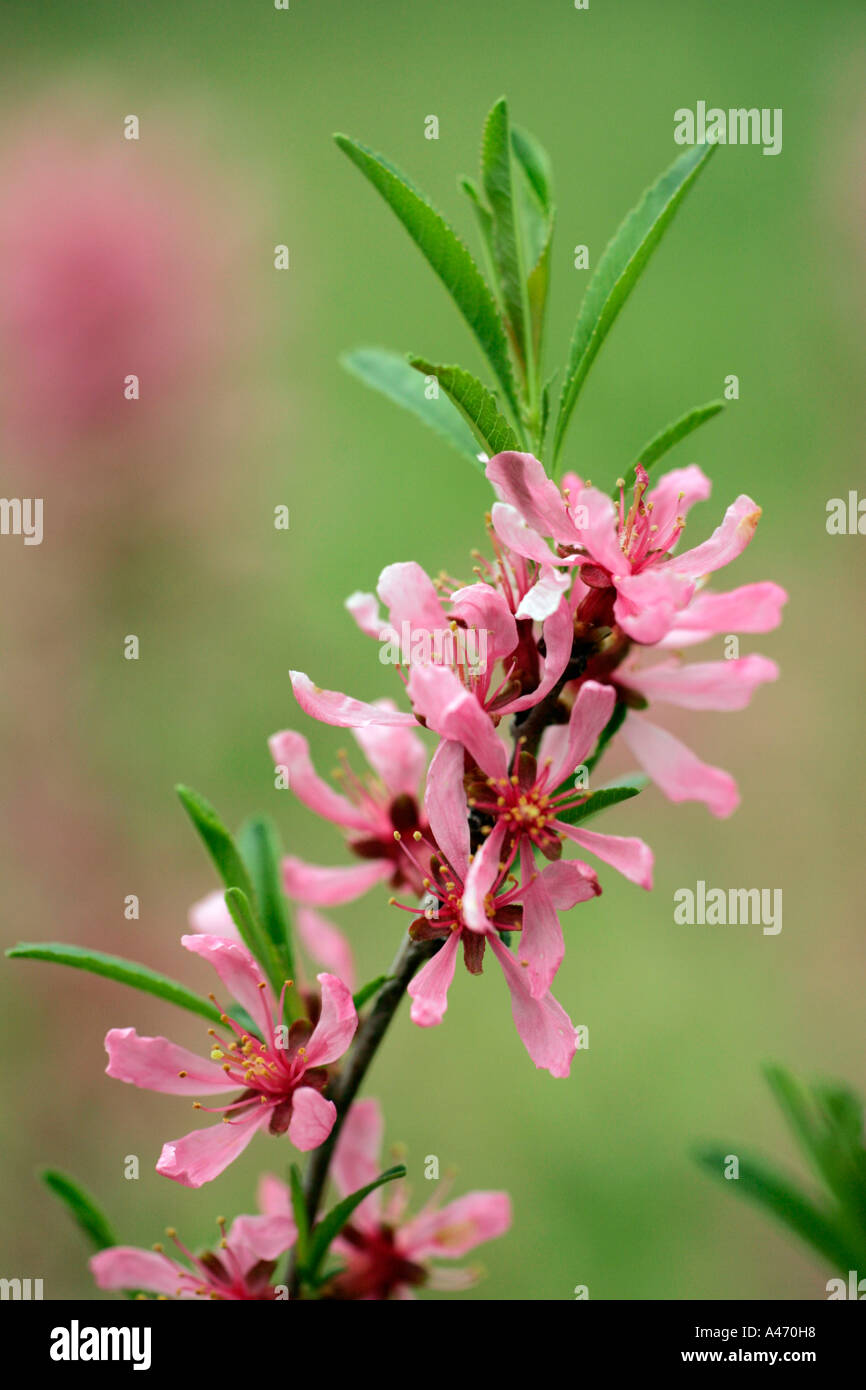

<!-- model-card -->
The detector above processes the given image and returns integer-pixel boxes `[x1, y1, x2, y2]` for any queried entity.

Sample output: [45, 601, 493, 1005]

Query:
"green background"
[1, 0, 864, 1299]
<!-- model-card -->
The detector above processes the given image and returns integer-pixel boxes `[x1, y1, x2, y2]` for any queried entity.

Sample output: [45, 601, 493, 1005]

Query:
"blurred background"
[1, 0, 864, 1300]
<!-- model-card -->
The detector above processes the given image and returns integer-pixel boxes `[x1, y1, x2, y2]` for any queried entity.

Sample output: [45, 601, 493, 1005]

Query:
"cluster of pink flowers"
[96, 447, 783, 1297]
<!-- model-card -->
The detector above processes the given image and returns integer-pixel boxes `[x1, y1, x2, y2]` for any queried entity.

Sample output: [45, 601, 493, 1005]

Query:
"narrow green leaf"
[615, 400, 724, 498]
[176, 785, 257, 909]
[511, 124, 555, 367]
[334, 133, 522, 425]
[239, 817, 296, 980]
[764, 1065, 866, 1226]
[511, 124, 553, 215]
[553, 775, 647, 829]
[353, 975, 389, 1011]
[289, 1165, 310, 1271]
[459, 176, 501, 310]
[341, 348, 480, 464]
[304, 1165, 406, 1283]
[481, 98, 528, 371]
[694, 1146, 866, 1272]
[223, 887, 287, 1002]
[7, 943, 221, 1024]
[41, 1169, 118, 1252]
[553, 143, 717, 469]
[408, 358, 519, 462]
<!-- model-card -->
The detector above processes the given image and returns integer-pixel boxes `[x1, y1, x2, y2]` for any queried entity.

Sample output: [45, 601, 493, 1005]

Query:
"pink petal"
[539, 858, 602, 909]
[512, 841, 565, 998]
[487, 936, 578, 1078]
[295, 907, 356, 993]
[351, 706, 428, 798]
[557, 824, 654, 889]
[515, 565, 572, 621]
[408, 663, 508, 782]
[646, 464, 711, 537]
[104, 1028, 230, 1095]
[157, 1106, 270, 1187]
[408, 931, 460, 1027]
[90, 1248, 187, 1297]
[450, 581, 519, 663]
[425, 739, 471, 876]
[377, 560, 445, 633]
[303, 972, 357, 1068]
[226, 1213, 297, 1274]
[613, 568, 695, 645]
[257, 1173, 291, 1218]
[658, 582, 788, 647]
[667, 495, 762, 580]
[569, 485, 623, 575]
[400, 1191, 511, 1261]
[486, 451, 576, 545]
[490, 501, 562, 568]
[290, 670, 416, 727]
[620, 654, 779, 711]
[281, 855, 392, 906]
[268, 729, 373, 831]
[332, 1097, 385, 1230]
[188, 889, 239, 940]
[345, 590, 385, 638]
[463, 821, 508, 932]
[621, 711, 739, 817]
[287, 1085, 337, 1151]
[503, 599, 574, 714]
[182, 933, 276, 1042]
[543, 679, 615, 787]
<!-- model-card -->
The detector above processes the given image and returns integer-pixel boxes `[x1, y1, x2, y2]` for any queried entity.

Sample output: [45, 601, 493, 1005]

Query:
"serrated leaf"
[335, 134, 521, 425]
[41, 1169, 118, 1251]
[615, 400, 724, 498]
[553, 143, 717, 469]
[341, 348, 480, 464]
[481, 98, 528, 372]
[694, 1145, 866, 1272]
[408, 358, 519, 463]
[511, 124, 554, 367]
[553, 774, 647, 828]
[6, 942, 222, 1023]
[511, 124, 553, 215]
[303, 1165, 406, 1284]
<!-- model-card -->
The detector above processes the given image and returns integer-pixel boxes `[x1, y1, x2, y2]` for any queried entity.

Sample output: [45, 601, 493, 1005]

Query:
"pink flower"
[409, 666, 653, 895]
[269, 713, 432, 908]
[104, 934, 357, 1186]
[189, 890, 358, 994]
[90, 1205, 296, 1301]
[261, 1097, 511, 1299]
[388, 741, 591, 1074]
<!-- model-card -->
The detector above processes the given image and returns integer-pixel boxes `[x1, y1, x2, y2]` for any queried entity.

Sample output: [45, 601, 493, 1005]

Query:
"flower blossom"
[105, 934, 357, 1186]
[261, 1098, 511, 1299]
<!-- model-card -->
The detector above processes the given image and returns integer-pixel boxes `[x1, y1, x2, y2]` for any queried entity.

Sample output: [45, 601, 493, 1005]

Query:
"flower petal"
[512, 842, 565, 998]
[658, 582, 788, 647]
[408, 932, 460, 1027]
[450, 581, 519, 663]
[345, 590, 385, 638]
[281, 855, 392, 906]
[268, 729, 373, 831]
[619, 654, 779, 711]
[104, 1028, 230, 1095]
[487, 936, 578, 1078]
[613, 568, 695, 645]
[425, 738, 471, 876]
[542, 679, 615, 787]
[90, 1248, 188, 1297]
[646, 464, 711, 538]
[539, 858, 602, 909]
[502, 599, 574, 714]
[351, 705, 428, 798]
[408, 663, 508, 782]
[287, 1086, 337, 1151]
[399, 1191, 511, 1261]
[557, 824, 654, 889]
[515, 565, 572, 621]
[332, 1097, 385, 1230]
[490, 501, 562, 568]
[463, 821, 508, 932]
[290, 670, 416, 727]
[188, 889, 239, 941]
[487, 451, 576, 545]
[303, 972, 358, 1068]
[667, 495, 762, 580]
[226, 1213, 297, 1274]
[181, 933, 276, 1042]
[621, 711, 739, 817]
[377, 560, 445, 633]
[295, 907, 356, 993]
[257, 1173, 291, 1218]
[157, 1106, 270, 1188]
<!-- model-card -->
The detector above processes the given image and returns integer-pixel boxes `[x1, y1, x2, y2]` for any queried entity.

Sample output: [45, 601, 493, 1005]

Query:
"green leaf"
[511, 124, 553, 216]
[334, 133, 522, 426]
[303, 1165, 406, 1284]
[511, 124, 555, 366]
[408, 358, 519, 462]
[238, 817, 296, 982]
[6, 942, 221, 1024]
[553, 774, 647, 829]
[553, 143, 717, 469]
[616, 400, 724, 498]
[41, 1169, 118, 1252]
[459, 176, 501, 309]
[694, 1146, 866, 1272]
[764, 1066, 866, 1228]
[176, 785, 257, 908]
[341, 348, 481, 464]
[353, 975, 389, 1011]
[289, 1165, 310, 1271]
[481, 98, 528, 372]
[223, 887, 287, 1001]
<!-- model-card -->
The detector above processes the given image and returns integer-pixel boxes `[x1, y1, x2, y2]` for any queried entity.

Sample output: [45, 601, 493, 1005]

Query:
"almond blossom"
[105, 934, 357, 1186]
